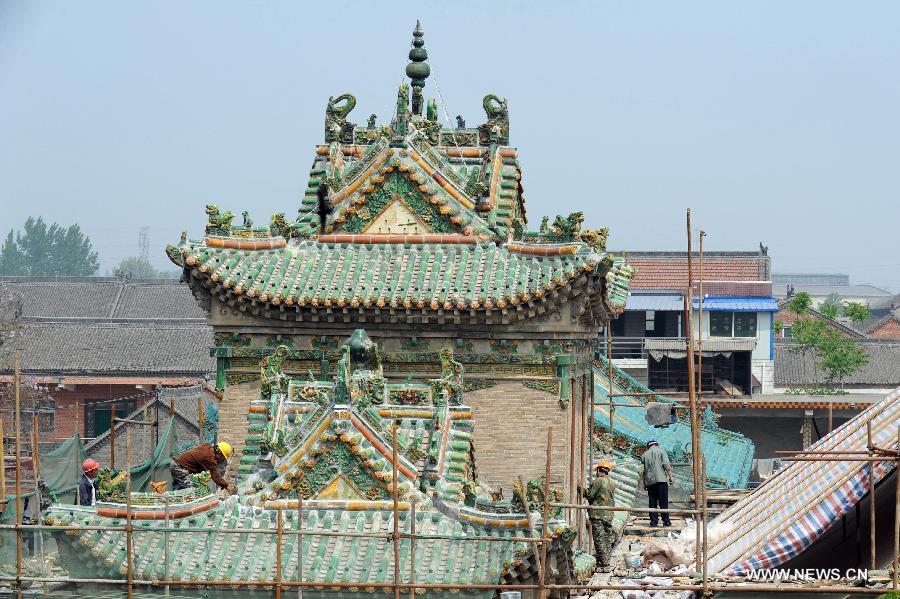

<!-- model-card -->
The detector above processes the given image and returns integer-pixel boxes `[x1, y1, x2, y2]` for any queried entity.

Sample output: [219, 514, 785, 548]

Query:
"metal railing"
[597, 336, 689, 360]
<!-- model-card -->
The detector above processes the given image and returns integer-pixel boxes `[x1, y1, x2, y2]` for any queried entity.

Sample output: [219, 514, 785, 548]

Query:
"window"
[709, 312, 758, 338]
[734, 313, 757, 337]
[709, 312, 733, 337]
[645, 310, 656, 332]
[783, 326, 793, 339]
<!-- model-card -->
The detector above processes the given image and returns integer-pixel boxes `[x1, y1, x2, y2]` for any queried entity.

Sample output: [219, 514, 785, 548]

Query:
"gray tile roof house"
[774, 340, 900, 388]
[0, 278, 213, 378]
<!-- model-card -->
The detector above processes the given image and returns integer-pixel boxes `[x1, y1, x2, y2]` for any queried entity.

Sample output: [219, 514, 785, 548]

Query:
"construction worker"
[78, 459, 101, 506]
[583, 460, 617, 572]
[170, 442, 236, 493]
[641, 439, 674, 527]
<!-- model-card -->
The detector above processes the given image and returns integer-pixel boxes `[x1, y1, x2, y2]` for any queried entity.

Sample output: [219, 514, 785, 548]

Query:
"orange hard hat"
[82, 459, 100, 473]
[595, 460, 615, 471]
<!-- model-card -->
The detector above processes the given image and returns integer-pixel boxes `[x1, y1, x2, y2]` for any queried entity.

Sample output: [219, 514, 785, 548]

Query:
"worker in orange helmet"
[583, 460, 617, 572]
[78, 459, 101, 506]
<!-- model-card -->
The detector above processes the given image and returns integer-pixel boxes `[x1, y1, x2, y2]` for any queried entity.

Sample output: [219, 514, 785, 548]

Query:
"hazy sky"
[1, 1, 898, 290]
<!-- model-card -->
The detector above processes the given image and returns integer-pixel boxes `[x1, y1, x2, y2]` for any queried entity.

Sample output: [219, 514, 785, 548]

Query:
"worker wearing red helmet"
[78, 459, 101, 506]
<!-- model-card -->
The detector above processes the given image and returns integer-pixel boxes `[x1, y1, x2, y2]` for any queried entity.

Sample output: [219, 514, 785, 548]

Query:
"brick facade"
[464, 374, 592, 500]
[868, 315, 900, 339]
[217, 380, 261, 481]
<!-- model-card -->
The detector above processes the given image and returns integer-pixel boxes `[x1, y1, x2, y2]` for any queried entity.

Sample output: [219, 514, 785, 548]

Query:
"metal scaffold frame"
[2, 213, 898, 597]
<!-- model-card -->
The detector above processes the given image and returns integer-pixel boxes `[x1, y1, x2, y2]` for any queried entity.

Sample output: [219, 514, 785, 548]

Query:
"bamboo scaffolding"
[0, 575, 891, 595]
[391, 421, 401, 599]
[698, 229, 705, 396]
[408, 502, 415, 599]
[0, 417, 5, 501]
[578, 374, 586, 551]
[110, 403, 116, 470]
[14, 352, 22, 599]
[297, 491, 303, 599]
[31, 413, 47, 595]
[275, 509, 283, 599]
[685, 209, 702, 574]
[893, 425, 899, 591]
[540, 427, 551, 599]
[867, 421, 876, 570]
[125, 427, 133, 599]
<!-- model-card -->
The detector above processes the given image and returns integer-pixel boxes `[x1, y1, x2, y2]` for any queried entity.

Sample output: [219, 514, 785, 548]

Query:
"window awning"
[626, 293, 683, 311]
[645, 338, 758, 351]
[693, 297, 778, 312]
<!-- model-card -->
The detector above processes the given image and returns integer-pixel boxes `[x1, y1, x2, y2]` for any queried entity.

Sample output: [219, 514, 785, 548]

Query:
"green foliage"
[112, 256, 160, 279]
[842, 301, 870, 324]
[0, 217, 99, 276]
[784, 386, 847, 396]
[819, 303, 840, 319]
[773, 319, 783, 333]
[817, 331, 868, 389]
[790, 318, 827, 357]
[787, 292, 811, 316]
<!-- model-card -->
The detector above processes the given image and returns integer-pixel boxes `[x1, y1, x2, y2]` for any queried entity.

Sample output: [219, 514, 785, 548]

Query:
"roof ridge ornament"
[406, 20, 430, 116]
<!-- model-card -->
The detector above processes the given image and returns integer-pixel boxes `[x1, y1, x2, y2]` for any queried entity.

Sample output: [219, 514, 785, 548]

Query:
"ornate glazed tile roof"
[166, 23, 633, 320]
[593, 357, 755, 489]
[172, 237, 632, 320]
[44, 331, 582, 592]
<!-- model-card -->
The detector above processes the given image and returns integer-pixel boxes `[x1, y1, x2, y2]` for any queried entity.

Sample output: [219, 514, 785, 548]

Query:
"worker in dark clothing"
[77, 459, 101, 506]
[170, 442, 235, 493]
[583, 460, 617, 572]
[641, 439, 674, 527]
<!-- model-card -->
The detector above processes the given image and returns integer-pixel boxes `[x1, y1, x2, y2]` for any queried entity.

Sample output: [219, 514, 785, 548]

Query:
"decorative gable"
[363, 196, 430, 235]
[335, 172, 457, 234]
[298, 441, 389, 501]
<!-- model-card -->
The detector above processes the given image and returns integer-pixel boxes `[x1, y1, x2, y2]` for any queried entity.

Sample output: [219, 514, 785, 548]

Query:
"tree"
[819, 303, 840, 319]
[788, 292, 812, 316]
[819, 292, 843, 319]
[0, 217, 99, 276]
[790, 318, 827, 381]
[817, 331, 869, 390]
[113, 257, 160, 280]
[843, 301, 870, 325]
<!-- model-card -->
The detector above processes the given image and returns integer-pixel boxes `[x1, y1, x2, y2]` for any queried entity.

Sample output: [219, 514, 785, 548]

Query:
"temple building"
[166, 22, 634, 502]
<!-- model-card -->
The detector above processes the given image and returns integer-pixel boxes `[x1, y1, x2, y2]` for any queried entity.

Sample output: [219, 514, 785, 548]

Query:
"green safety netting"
[0, 418, 179, 573]
[1, 416, 178, 521]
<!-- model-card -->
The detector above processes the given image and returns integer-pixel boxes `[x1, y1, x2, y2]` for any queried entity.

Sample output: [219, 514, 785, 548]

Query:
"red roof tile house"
[604, 250, 776, 395]
[866, 310, 900, 339]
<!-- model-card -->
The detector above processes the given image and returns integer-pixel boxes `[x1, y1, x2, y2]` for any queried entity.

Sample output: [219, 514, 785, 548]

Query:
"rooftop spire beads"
[406, 20, 430, 116]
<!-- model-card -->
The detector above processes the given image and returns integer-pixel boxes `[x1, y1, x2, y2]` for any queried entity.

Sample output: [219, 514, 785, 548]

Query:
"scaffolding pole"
[391, 421, 401, 599]
[698, 230, 705, 395]
[14, 352, 22, 599]
[540, 427, 551, 599]
[685, 208, 702, 573]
